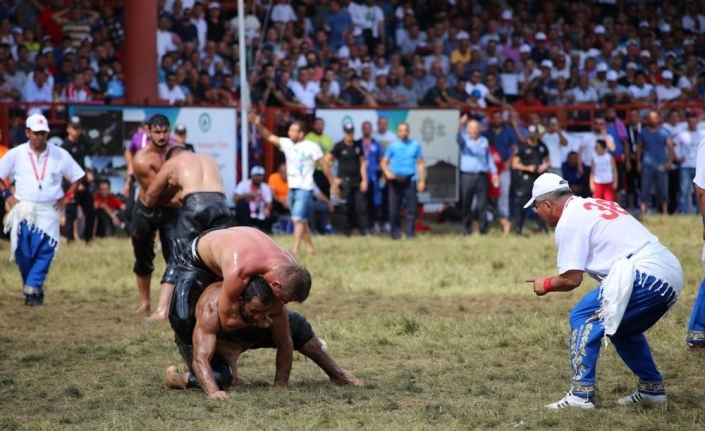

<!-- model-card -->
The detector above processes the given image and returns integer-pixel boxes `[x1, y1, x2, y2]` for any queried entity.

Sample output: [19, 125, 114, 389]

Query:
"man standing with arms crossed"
[380, 122, 426, 240]
[524, 173, 683, 408]
[248, 113, 336, 255]
[0, 114, 85, 306]
[142, 145, 232, 321]
[130, 114, 180, 316]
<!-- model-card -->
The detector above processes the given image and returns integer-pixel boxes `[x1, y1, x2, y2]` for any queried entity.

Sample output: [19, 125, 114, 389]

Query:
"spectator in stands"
[628, 71, 656, 103]
[562, 151, 585, 197]
[234, 166, 274, 232]
[93, 179, 126, 238]
[5, 58, 27, 92]
[0, 62, 19, 102]
[340, 74, 375, 106]
[52, 5, 99, 48]
[21, 68, 51, 115]
[159, 71, 187, 105]
[61, 72, 91, 102]
[421, 76, 454, 108]
[599, 71, 630, 103]
[656, 70, 684, 103]
[394, 72, 416, 107]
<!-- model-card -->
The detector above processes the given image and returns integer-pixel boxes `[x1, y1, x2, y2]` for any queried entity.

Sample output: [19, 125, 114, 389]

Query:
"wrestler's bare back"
[162, 152, 226, 197]
[197, 227, 296, 318]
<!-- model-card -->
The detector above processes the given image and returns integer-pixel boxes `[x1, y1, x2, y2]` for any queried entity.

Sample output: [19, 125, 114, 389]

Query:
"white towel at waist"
[598, 241, 683, 337]
[3, 200, 61, 262]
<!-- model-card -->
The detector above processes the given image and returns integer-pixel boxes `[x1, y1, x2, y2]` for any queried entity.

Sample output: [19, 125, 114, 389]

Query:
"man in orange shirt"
[268, 161, 289, 215]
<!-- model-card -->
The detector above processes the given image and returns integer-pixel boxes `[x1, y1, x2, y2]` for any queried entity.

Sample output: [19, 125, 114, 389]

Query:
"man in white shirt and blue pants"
[0, 114, 85, 306]
[524, 173, 683, 409]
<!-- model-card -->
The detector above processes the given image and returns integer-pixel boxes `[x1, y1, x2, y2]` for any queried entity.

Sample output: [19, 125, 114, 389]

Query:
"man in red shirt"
[94, 178, 126, 237]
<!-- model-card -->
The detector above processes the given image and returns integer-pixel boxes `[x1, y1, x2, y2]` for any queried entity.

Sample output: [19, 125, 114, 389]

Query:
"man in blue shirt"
[324, 1, 352, 51]
[457, 115, 499, 235]
[380, 122, 426, 240]
[483, 111, 520, 221]
[360, 121, 383, 231]
[637, 111, 674, 215]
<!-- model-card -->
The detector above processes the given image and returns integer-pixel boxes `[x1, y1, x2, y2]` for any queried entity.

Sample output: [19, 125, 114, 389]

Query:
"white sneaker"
[545, 393, 596, 410]
[617, 391, 667, 406]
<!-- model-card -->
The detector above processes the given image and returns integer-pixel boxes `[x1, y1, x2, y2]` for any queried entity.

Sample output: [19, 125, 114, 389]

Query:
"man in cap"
[325, 121, 369, 236]
[143, 142, 231, 321]
[172, 124, 195, 152]
[233, 165, 274, 232]
[598, 70, 629, 103]
[655, 70, 683, 103]
[0, 113, 85, 306]
[62, 115, 95, 244]
[511, 124, 550, 235]
[524, 173, 683, 409]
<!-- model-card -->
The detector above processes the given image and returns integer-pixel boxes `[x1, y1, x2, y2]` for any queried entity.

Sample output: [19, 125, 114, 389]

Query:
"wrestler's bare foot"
[330, 370, 364, 386]
[135, 303, 150, 314]
[145, 310, 168, 322]
[165, 366, 188, 389]
[232, 375, 251, 387]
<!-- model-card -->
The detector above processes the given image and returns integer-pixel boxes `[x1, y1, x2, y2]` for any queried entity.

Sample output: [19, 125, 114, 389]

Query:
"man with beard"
[130, 114, 180, 316]
[142, 144, 232, 321]
[165, 278, 362, 399]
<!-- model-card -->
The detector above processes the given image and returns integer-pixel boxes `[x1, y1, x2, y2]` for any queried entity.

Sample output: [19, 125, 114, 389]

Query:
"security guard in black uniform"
[62, 116, 95, 243]
[511, 124, 550, 236]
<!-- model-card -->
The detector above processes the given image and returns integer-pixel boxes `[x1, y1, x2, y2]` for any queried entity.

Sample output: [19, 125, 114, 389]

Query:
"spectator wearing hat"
[599, 70, 630, 103]
[590, 62, 609, 92]
[619, 62, 639, 88]
[172, 124, 195, 152]
[531, 32, 549, 64]
[233, 165, 274, 233]
[62, 115, 94, 244]
[325, 122, 369, 236]
[511, 123, 550, 235]
[656, 70, 683, 103]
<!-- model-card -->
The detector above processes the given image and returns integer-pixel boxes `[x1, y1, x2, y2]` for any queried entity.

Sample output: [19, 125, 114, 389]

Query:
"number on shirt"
[583, 199, 629, 220]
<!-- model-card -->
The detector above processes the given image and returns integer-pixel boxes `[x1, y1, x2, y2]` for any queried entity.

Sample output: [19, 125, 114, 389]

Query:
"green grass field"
[1, 216, 705, 431]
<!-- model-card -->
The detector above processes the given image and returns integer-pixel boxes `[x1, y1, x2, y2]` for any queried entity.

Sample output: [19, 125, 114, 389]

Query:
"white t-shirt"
[0, 142, 85, 202]
[675, 129, 704, 169]
[500, 73, 519, 96]
[579, 134, 597, 167]
[656, 85, 681, 102]
[541, 132, 564, 168]
[288, 80, 320, 111]
[158, 83, 186, 105]
[555, 196, 658, 281]
[694, 133, 705, 189]
[628, 84, 654, 99]
[372, 130, 397, 148]
[271, 4, 297, 23]
[234, 179, 273, 219]
[279, 138, 324, 190]
[464, 82, 489, 100]
[592, 152, 614, 184]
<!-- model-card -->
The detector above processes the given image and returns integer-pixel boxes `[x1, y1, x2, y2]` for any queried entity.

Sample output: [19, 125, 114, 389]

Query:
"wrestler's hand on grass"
[208, 390, 229, 400]
[525, 277, 549, 296]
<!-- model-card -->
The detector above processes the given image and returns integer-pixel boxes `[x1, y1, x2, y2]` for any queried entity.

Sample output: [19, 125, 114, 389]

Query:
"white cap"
[487, 57, 499, 66]
[540, 59, 553, 68]
[209, 2, 220, 8]
[596, 62, 608, 72]
[606, 70, 618, 81]
[523, 173, 571, 208]
[660, 23, 671, 33]
[519, 43, 532, 54]
[250, 166, 265, 176]
[662, 70, 673, 80]
[535, 32, 547, 41]
[626, 62, 638, 70]
[640, 50, 651, 58]
[639, 21, 650, 28]
[26, 113, 50, 133]
[501, 10, 512, 20]
[594, 25, 606, 34]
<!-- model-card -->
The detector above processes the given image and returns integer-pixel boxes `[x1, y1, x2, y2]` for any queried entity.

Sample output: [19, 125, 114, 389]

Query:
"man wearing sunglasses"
[524, 173, 683, 410]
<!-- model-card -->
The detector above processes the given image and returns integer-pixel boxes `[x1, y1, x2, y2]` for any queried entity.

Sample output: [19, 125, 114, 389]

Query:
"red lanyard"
[28, 149, 49, 190]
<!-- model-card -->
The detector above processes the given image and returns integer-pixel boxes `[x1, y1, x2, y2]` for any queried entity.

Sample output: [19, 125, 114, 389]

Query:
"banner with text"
[316, 109, 460, 203]
[67, 106, 237, 200]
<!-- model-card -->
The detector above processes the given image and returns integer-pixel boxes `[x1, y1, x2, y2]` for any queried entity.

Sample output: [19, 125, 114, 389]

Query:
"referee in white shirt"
[0, 114, 85, 306]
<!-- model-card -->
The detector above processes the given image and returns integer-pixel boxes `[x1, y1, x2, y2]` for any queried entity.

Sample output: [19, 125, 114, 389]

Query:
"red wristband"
[543, 277, 553, 292]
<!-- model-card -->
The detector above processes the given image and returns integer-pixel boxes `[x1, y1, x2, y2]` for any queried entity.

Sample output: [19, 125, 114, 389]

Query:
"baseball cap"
[665, 51, 677, 59]
[626, 62, 638, 70]
[535, 32, 547, 41]
[470, 89, 482, 98]
[69, 116, 81, 128]
[26, 113, 50, 133]
[527, 124, 540, 135]
[250, 166, 265, 176]
[596, 62, 608, 72]
[174, 124, 187, 134]
[343, 121, 354, 132]
[640, 50, 651, 58]
[523, 173, 571, 208]
[662, 70, 673, 80]
[594, 25, 606, 34]
[519, 44, 532, 54]
[540, 59, 553, 69]
[209, 2, 220, 9]
[606, 70, 618, 81]
[487, 57, 499, 66]
[501, 10, 512, 20]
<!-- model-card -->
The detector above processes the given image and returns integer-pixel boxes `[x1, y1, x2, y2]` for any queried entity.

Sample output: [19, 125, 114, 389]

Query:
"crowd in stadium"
[0, 0, 704, 239]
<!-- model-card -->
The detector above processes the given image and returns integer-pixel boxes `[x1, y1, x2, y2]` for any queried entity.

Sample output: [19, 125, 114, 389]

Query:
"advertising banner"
[66, 106, 237, 199]
[316, 109, 460, 203]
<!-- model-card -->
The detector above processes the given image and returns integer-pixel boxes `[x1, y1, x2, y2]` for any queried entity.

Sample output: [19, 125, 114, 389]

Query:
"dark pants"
[460, 172, 489, 234]
[340, 180, 368, 234]
[668, 166, 680, 214]
[95, 209, 125, 237]
[309, 199, 331, 234]
[64, 188, 95, 242]
[234, 199, 274, 233]
[389, 179, 417, 239]
[514, 173, 547, 234]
